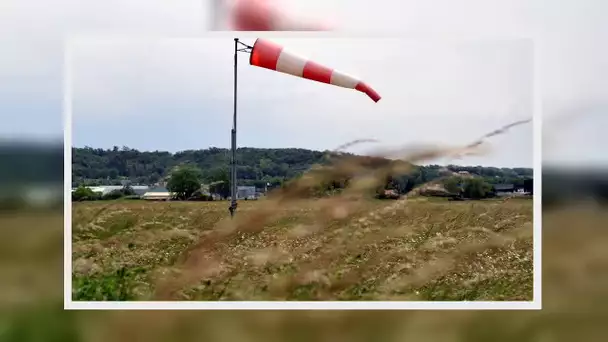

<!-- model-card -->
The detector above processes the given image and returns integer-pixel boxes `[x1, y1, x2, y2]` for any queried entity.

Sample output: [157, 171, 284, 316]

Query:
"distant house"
[255, 188, 266, 197]
[200, 184, 210, 195]
[494, 184, 515, 196]
[141, 186, 172, 201]
[199, 184, 223, 199]
[237, 186, 257, 200]
[131, 186, 150, 197]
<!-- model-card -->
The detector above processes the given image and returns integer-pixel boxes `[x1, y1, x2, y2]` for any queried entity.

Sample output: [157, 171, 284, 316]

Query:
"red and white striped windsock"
[229, 0, 330, 31]
[249, 38, 381, 102]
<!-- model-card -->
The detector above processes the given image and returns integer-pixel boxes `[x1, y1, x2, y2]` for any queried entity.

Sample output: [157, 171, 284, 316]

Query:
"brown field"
[72, 197, 533, 301]
[6, 205, 608, 341]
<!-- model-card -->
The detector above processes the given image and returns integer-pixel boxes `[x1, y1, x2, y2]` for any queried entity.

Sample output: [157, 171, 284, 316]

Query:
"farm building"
[131, 186, 151, 196]
[494, 184, 515, 196]
[141, 187, 172, 201]
[237, 186, 257, 200]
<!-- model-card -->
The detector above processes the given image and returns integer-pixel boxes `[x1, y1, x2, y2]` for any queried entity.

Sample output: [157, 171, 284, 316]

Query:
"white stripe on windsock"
[275, 49, 308, 78]
[330, 70, 360, 89]
[273, 49, 359, 89]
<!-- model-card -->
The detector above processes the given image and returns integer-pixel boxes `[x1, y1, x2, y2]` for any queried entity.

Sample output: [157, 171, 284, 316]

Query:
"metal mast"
[229, 38, 253, 218]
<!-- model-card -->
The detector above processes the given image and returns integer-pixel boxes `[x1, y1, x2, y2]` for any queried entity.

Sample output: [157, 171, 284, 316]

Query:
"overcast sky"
[70, 37, 532, 167]
[1, 0, 606, 167]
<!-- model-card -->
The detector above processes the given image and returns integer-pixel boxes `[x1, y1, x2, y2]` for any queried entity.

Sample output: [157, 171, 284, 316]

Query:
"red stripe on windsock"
[355, 82, 381, 102]
[302, 61, 333, 84]
[249, 38, 283, 70]
[231, 0, 274, 31]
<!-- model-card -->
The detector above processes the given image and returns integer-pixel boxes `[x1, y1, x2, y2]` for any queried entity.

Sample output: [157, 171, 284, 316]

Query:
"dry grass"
[6, 205, 608, 341]
[71, 119, 534, 301]
[72, 197, 532, 301]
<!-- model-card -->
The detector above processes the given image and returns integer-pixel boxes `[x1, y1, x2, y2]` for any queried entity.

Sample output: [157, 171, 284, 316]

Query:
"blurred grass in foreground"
[2, 204, 608, 341]
[71, 199, 532, 301]
[3, 141, 608, 340]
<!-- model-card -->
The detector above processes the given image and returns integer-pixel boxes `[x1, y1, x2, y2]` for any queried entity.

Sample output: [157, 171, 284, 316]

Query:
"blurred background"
[1, 0, 608, 340]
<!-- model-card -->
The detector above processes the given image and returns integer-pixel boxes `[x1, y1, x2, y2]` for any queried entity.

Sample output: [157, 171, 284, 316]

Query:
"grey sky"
[1, 0, 606, 167]
[71, 37, 532, 167]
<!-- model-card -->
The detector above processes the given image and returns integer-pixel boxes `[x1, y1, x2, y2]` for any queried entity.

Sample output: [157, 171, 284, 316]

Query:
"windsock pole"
[229, 38, 253, 218]
[228, 37, 378, 218]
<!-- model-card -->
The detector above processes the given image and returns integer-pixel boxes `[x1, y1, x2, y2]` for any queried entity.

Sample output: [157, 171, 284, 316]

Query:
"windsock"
[249, 38, 381, 102]
[229, 0, 329, 31]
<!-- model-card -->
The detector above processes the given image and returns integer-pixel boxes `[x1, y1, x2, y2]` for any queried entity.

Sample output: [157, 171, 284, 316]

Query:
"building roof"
[147, 186, 169, 193]
[132, 188, 149, 196]
[494, 184, 515, 191]
[142, 191, 172, 197]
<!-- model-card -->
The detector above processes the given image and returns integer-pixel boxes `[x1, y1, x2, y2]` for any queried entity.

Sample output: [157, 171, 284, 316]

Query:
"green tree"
[72, 186, 100, 201]
[70, 146, 533, 193]
[121, 184, 135, 196]
[462, 178, 492, 199]
[102, 189, 124, 200]
[443, 176, 463, 195]
[166, 164, 202, 200]
[207, 167, 230, 199]
[523, 178, 533, 194]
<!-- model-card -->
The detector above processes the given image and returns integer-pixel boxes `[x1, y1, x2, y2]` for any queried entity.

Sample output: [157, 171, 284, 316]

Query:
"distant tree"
[462, 178, 492, 199]
[71, 146, 533, 194]
[166, 164, 202, 200]
[207, 167, 231, 199]
[188, 190, 213, 201]
[443, 176, 463, 195]
[121, 184, 135, 196]
[72, 186, 100, 201]
[209, 181, 230, 199]
[523, 178, 533, 194]
[102, 189, 124, 200]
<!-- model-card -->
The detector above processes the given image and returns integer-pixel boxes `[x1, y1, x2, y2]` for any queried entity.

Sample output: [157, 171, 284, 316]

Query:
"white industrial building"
[140, 186, 173, 200]
[71, 185, 150, 196]
[237, 186, 257, 200]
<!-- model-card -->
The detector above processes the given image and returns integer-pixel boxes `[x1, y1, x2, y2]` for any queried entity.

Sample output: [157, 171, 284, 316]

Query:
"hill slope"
[72, 146, 532, 189]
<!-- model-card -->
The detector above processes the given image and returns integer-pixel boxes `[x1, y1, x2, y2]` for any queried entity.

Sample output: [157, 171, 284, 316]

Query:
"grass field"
[72, 196, 533, 301]
[7, 204, 608, 341]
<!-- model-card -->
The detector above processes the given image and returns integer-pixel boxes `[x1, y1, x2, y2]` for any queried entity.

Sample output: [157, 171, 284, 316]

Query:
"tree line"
[72, 146, 323, 189]
[72, 146, 533, 200]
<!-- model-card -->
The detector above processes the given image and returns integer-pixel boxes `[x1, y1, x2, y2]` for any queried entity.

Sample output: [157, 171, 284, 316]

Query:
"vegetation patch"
[73, 199, 533, 301]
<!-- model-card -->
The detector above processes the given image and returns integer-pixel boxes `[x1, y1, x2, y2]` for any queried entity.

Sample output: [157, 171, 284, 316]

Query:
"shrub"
[187, 191, 214, 201]
[462, 178, 493, 199]
[72, 186, 101, 201]
[102, 189, 124, 200]
[73, 267, 145, 301]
